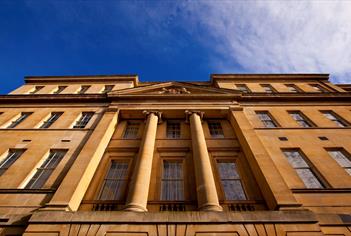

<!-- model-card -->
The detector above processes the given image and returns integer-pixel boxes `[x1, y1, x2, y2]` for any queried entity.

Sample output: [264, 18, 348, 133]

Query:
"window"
[327, 149, 351, 175]
[217, 161, 246, 200]
[53, 86, 67, 94]
[40, 112, 63, 129]
[256, 111, 278, 128]
[208, 121, 224, 138]
[78, 85, 90, 94]
[286, 84, 301, 93]
[310, 84, 328, 92]
[167, 121, 181, 139]
[98, 160, 129, 200]
[102, 85, 114, 93]
[161, 160, 184, 201]
[236, 84, 251, 93]
[29, 86, 44, 94]
[73, 112, 94, 128]
[282, 149, 324, 188]
[321, 111, 349, 127]
[123, 121, 140, 139]
[7, 112, 33, 128]
[0, 149, 25, 176]
[25, 150, 67, 189]
[261, 84, 276, 93]
[289, 111, 314, 127]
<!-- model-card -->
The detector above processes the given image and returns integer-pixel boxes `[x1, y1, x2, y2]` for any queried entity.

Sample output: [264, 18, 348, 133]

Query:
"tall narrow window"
[208, 121, 224, 138]
[327, 149, 351, 175]
[236, 84, 251, 93]
[321, 111, 349, 127]
[261, 84, 276, 93]
[73, 112, 94, 128]
[53, 86, 67, 94]
[167, 121, 181, 139]
[25, 150, 67, 189]
[78, 85, 90, 94]
[217, 161, 246, 200]
[102, 85, 114, 93]
[40, 112, 63, 129]
[310, 84, 328, 92]
[282, 149, 324, 188]
[123, 121, 140, 139]
[29, 86, 44, 94]
[286, 84, 301, 93]
[289, 111, 314, 127]
[256, 111, 278, 128]
[7, 112, 33, 128]
[161, 160, 184, 201]
[0, 149, 25, 176]
[98, 161, 129, 200]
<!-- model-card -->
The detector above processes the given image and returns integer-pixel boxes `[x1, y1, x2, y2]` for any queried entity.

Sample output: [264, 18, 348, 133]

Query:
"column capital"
[185, 110, 204, 123]
[142, 110, 162, 123]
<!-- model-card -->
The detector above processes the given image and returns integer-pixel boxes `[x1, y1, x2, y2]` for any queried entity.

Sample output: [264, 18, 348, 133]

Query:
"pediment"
[108, 82, 239, 97]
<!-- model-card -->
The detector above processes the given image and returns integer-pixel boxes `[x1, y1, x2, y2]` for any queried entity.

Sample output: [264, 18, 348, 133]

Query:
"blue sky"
[1, 1, 351, 94]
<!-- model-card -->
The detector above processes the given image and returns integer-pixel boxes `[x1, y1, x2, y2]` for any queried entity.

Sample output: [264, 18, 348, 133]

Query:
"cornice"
[0, 94, 106, 104]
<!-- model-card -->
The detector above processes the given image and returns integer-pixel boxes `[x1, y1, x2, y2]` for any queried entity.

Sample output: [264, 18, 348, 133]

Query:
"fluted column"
[124, 111, 161, 212]
[186, 110, 222, 211]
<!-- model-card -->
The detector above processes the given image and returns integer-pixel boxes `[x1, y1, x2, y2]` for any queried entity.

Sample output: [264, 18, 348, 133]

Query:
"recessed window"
[53, 86, 67, 94]
[25, 150, 67, 189]
[288, 111, 314, 128]
[161, 160, 184, 201]
[40, 112, 63, 129]
[7, 112, 33, 128]
[282, 149, 324, 188]
[78, 85, 90, 94]
[98, 160, 129, 200]
[102, 85, 114, 93]
[29, 86, 44, 94]
[327, 149, 351, 175]
[217, 160, 246, 200]
[279, 137, 288, 141]
[208, 121, 224, 138]
[0, 149, 26, 176]
[310, 84, 328, 92]
[123, 121, 140, 139]
[321, 111, 349, 127]
[236, 84, 251, 93]
[167, 121, 181, 139]
[286, 84, 301, 93]
[261, 84, 276, 93]
[318, 136, 328, 141]
[73, 112, 94, 128]
[256, 111, 278, 128]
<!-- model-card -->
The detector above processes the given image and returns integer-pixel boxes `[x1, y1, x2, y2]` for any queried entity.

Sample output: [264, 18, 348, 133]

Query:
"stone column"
[186, 110, 222, 211]
[124, 111, 161, 212]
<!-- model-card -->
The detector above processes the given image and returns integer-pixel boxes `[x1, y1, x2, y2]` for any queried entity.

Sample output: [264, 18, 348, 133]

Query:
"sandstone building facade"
[0, 74, 349, 235]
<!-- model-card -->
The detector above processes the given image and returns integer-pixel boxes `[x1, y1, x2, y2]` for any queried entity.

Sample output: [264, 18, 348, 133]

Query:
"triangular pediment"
[108, 82, 239, 97]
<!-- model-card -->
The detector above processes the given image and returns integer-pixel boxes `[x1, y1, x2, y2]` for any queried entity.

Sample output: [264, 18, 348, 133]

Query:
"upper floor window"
[78, 85, 90, 94]
[123, 121, 140, 139]
[98, 160, 129, 200]
[236, 84, 251, 93]
[208, 121, 224, 138]
[167, 121, 181, 139]
[40, 112, 63, 129]
[29, 86, 44, 94]
[217, 160, 246, 200]
[73, 112, 94, 128]
[261, 84, 276, 93]
[256, 111, 278, 128]
[321, 111, 349, 127]
[282, 149, 324, 189]
[310, 84, 328, 92]
[0, 149, 26, 176]
[7, 112, 33, 128]
[288, 111, 314, 128]
[25, 149, 67, 189]
[53, 86, 67, 94]
[161, 160, 184, 201]
[327, 149, 351, 175]
[285, 84, 301, 93]
[102, 85, 114, 93]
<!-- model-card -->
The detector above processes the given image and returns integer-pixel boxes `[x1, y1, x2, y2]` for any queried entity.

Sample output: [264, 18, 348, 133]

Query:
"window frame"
[207, 120, 225, 138]
[7, 112, 33, 128]
[77, 85, 91, 94]
[53, 86, 67, 94]
[160, 159, 185, 201]
[72, 112, 94, 129]
[310, 84, 328, 93]
[0, 149, 26, 176]
[285, 84, 302, 93]
[235, 84, 251, 93]
[123, 121, 141, 139]
[260, 84, 277, 93]
[288, 111, 315, 128]
[39, 112, 63, 129]
[326, 148, 351, 176]
[320, 110, 349, 127]
[102, 85, 115, 93]
[255, 111, 279, 128]
[166, 120, 181, 139]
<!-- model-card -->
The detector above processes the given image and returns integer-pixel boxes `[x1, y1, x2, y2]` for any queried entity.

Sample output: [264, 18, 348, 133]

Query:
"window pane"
[7, 112, 32, 128]
[167, 121, 181, 139]
[161, 161, 184, 201]
[283, 151, 309, 168]
[208, 121, 224, 138]
[256, 112, 277, 128]
[328, 150, 351, 168]
[73, 112, 94, 128]
[322, 112, 347, 127]
[123, 122, 140, 139]
[40, 112, 63, 129]
[0, 149, 25, 176]
[217, 162, 240, 179]
[296, 169, 323, 189]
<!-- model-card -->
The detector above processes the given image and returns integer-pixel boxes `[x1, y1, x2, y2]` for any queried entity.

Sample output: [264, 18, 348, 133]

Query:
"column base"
[124, 204, 148, 212]
[199, 204, 223, 212]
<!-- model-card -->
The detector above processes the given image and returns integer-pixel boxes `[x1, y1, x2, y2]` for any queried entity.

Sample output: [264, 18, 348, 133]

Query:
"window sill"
[292, 188, 351, 193]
